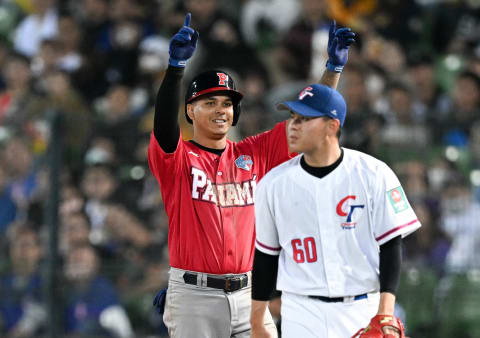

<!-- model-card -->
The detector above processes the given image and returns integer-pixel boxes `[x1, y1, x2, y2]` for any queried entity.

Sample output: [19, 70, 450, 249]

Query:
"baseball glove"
[351, 314, 406, 338]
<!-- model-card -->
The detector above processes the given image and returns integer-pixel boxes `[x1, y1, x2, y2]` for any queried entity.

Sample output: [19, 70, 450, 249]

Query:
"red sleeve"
[147, 131, 182, 183]
[239, 121, 295, 178]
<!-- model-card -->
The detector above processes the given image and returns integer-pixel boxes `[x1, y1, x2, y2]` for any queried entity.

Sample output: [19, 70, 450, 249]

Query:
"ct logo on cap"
[299, 87, 314, 100]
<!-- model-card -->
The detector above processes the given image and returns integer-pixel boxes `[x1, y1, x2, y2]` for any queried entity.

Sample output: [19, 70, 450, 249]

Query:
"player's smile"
[212, 117, 228, 125]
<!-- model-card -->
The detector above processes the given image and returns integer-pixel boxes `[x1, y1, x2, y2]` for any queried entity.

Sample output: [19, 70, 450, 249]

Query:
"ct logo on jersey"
[336, 195, 365, 229]
[235, 155, 253, 171]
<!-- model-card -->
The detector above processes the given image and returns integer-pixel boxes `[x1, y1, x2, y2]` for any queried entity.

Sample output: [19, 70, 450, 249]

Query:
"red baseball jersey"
[148, 121, 292, 274]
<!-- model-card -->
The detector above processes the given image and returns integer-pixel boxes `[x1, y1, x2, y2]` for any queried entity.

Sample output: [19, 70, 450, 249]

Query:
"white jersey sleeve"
[373, 162, 421, 245]
[255, 177, 281, 256]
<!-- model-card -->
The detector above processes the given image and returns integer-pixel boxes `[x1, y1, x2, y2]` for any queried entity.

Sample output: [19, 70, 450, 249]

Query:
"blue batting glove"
[326, 20, 356, 73]
[153, 288, 167, 315]
[169, 13, 199, 68]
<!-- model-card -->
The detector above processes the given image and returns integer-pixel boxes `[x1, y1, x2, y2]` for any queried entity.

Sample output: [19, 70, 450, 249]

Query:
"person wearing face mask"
[63, 244, 134, 338]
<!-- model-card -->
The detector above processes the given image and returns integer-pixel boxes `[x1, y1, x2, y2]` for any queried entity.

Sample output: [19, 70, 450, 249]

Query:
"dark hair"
[457, 71, 480, 89]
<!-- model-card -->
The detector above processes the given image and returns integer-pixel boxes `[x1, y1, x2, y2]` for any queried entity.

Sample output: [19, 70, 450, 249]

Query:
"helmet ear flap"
[185, 104, 193, 124]
[232, 102, 241, 126]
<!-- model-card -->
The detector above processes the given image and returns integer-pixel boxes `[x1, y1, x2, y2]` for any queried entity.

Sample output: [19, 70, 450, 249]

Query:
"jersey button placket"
[317, 187, 338, 296]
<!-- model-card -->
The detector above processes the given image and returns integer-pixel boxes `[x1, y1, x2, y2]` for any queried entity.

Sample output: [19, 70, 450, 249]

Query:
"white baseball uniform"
[254, 148, 421, 337]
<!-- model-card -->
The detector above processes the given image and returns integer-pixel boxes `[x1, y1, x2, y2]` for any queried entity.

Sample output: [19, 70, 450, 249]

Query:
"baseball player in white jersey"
[250, 84, 421, 338]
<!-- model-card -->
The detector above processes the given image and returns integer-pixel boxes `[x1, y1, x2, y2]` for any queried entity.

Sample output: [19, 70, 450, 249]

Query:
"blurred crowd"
[0, 0, 479, 337]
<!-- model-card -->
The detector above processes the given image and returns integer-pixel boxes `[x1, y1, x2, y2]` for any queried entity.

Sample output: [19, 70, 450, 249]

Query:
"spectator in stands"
[60, 212, 91, 255]
[0, 224, 46, 337]
[80, 164, 118, 247]
[14, 0, 59, 57]
[339, 63, 384, 155]
[436, 71, 480, 146]
[274, 0, 330, 82]
[379, 81, 431, 163]
[1, 136, 39, 218]
[30, 69, 92, 166]
[56, 15, 84, 73]
[403, 201, 450, 275]
[440, 178, 480, 274]
[0, 163, 17, 235]
[182, 0, 263, 75]
[93, 84, 142, 164]
[63, 244, 134, 337]
[407, 55, 443, 123]
[0, 53, 42, 131]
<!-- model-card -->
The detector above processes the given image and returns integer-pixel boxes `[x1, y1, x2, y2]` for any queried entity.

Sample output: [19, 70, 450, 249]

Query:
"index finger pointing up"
[184, 13, 191, 27]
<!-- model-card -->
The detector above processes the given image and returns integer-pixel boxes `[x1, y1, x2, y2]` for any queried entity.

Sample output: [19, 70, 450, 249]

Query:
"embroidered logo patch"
[336, 195, 364, 229]
[387, 186, 409, 213]
[235, 155, 253, 171]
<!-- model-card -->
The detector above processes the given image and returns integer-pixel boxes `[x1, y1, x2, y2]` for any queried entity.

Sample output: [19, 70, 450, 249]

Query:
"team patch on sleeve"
[387, 186, 409, 213]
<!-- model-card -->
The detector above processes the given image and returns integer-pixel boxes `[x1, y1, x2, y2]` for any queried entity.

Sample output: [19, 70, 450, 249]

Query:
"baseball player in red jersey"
[148, 13, 355, 337]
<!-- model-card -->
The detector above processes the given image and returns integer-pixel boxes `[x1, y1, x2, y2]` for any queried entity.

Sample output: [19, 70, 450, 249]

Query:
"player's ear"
[186, 103, 195, 122]
[328, 118, 341, 137]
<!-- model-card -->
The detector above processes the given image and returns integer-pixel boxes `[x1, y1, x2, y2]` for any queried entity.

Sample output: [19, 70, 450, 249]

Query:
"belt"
[183, 272, 249, 292]
[308, 293, 368, 303]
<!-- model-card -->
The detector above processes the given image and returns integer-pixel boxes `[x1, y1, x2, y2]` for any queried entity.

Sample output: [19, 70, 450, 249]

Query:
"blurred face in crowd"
[379, 41, 406, 75]
[412, 204, 433, 249]
[60, 185, 86, 216]
[3, 137, 33, 178]
[45, 70, 71, 97]
[302, 0, 326, 24]
[81, 166, 117, 201]
[32, 0, 53, 14]
[65, 246, 98, 283]
[409, 63, 436, 103]
[343, 69, 367, 111]
[61, 213, 91, 251]
[453, 76, 480, 112]
[410, 63, 434, 88]
[0, 164, 6, 191]
[106, 85, 131, 121]
[4, 57, 31, 90]
[58, 16, 82, 51]
[84, 137, 116, 165]
[83, 0, 109, 22]
[110, 0, 142, 20]
[441, 184, 472, 214]
[10, 228, 42, 276]
[36, 40, 59, 72]
[185, 0, 217, 22]
[388, 87, 412, 123]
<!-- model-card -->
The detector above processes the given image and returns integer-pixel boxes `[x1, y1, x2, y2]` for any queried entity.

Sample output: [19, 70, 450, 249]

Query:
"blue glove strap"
[326, 61, 344, 73]
[169, 58, 187, 68]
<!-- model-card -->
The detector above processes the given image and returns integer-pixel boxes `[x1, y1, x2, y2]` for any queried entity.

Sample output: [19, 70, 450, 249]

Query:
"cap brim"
[276, 101, 327, 118]
[188, 89, 243, 103]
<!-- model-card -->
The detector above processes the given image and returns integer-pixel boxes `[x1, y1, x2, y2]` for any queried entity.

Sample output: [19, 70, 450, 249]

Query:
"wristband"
[326, 61, 344, 73]
[169, 58, 187, 68]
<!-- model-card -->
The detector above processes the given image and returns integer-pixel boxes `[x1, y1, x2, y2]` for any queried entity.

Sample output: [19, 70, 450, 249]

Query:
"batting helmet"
[185, 70, 243, 126]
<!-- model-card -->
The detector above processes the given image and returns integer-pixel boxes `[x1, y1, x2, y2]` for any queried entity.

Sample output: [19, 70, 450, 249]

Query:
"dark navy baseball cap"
[277, 84, 347, 126]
